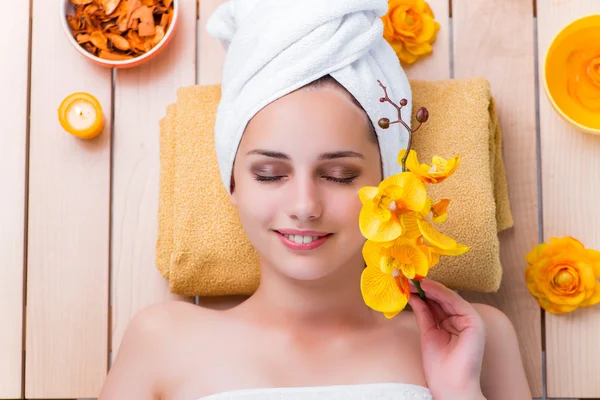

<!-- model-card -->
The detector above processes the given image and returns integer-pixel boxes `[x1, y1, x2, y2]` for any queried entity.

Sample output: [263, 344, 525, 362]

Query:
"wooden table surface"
[1, 0, 599, 398]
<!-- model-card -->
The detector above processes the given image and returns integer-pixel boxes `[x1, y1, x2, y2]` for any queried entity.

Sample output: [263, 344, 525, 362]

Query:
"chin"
[275, 259, 340, 282]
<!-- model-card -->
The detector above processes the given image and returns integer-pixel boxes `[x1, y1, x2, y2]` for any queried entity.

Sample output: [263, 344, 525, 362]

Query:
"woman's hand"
[408, 278, 486, 400]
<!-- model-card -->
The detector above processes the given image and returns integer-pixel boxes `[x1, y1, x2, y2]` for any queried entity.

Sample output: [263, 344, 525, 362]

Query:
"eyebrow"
[246, 149, 364, 160]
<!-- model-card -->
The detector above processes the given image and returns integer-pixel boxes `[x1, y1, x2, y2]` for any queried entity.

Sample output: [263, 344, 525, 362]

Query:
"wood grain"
[25, 0, 111, 397]
[0, 0, 30, 397]
[198, 0, 227, 84]
[111, 0, 197, 359]
[537, 0, 600, 397]
[451, 0, 542, 397]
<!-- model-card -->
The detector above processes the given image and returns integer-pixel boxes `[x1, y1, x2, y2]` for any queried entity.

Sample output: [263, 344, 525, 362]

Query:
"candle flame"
[75, 106, 83, 116]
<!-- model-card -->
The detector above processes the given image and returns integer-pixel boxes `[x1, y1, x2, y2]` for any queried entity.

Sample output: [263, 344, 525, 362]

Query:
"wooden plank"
[403, 0, 451, 81]
[198, 0, 227, 84]
[0, 1, 30, 397]
[25, 0, 111, 397]
[111, 0, 198, 358]
[537, 0, 600, 397]
[451, 0, 542, 397]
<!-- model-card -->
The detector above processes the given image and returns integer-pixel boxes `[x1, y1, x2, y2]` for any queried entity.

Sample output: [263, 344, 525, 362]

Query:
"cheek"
[326, 190, 363, 229]
[236, 189, 279, 228]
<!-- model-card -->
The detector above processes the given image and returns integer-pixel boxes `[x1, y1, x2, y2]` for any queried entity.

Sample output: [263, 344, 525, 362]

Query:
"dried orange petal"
[67, 15, 80, 31]
[152, 25, 164, 46]
[107, 33, 131, 50]
[126, 0, 142, 24]
[67, 0, 172, 60]
[76, 33, 91, 43]
[143, 37, 153, 52]
[99, 50, 133, 60]
[130, 5, 155, 37]
[102, 0, 121, 15]
[89, 31, 108, 50]
[82, 42, 97, 54]
[102, 22, 116, 31]
[85, 4, 99, 14]
[159, 12, 168, 30]
[126, 30, 145, 52]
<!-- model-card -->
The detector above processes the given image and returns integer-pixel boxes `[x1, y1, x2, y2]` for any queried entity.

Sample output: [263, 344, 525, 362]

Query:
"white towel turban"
[205, 0, 412, 193]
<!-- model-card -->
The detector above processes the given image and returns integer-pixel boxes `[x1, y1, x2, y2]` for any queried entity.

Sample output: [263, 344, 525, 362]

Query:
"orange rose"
[526, 237, 600, 314]
[382, 0, 440, 64]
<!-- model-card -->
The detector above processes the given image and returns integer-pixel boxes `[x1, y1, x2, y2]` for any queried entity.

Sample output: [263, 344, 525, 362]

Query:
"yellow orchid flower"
[400, 149, 460, 184]
[361, 265, 410, 319]
[417, 243, 439, 269]
[358, 80, 471, 314]
[429, 198, 450, 222]
[401, 213, 470, 256]
[358, 172, 427, 242]
[363, 238, 430, 280]
[416, 217, 469, 253]
[360, 238, 429, 318]
[419, 198, 450, 223]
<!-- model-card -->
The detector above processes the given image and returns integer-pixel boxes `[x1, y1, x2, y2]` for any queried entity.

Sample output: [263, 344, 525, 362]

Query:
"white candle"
[66, 100, 98, 130]
[58, 92, 104, 140]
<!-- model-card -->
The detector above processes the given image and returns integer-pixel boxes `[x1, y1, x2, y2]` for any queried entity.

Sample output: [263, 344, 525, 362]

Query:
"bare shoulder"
[134, 299, 210, 328]
[471, 303, 532, 400]
[99, 300, 219, 399]
[119, 300, 214, 347]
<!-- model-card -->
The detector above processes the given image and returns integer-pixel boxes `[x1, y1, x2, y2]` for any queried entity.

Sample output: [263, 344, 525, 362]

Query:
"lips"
[274, 230, 332, 251]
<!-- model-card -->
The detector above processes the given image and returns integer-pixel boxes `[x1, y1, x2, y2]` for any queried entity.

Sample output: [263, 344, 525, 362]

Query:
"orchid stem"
[413, 280, 426, 300]
[401, 131, 412, 172]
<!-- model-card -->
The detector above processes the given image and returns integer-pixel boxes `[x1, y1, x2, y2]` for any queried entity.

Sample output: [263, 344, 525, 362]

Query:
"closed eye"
[254, 174, 285, 182]
[323, 176, 357, 184]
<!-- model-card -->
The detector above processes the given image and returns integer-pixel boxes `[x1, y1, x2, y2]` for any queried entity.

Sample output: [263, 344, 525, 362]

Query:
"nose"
[287, 175, 323, 222]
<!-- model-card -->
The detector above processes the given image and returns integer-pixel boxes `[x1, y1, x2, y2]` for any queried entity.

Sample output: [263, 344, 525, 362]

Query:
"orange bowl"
[543, 15, 600, 135]
[60, 0, 179, 69]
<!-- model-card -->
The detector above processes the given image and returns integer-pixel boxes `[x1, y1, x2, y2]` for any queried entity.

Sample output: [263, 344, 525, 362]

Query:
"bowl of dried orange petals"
[61, 0, 178, 68]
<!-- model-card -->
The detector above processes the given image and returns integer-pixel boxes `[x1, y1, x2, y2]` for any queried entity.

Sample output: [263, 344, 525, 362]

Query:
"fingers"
[416, 278, 477, 319]
[410, 278, 483, 335]
[407, 293, 438, 335]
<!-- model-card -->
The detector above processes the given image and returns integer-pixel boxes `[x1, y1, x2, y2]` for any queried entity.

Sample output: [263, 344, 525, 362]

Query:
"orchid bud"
[416, 107, 429, 123]
[400, 99, 408, 106]
[379, 97, 385, 102]
[378, 118, 390, 129]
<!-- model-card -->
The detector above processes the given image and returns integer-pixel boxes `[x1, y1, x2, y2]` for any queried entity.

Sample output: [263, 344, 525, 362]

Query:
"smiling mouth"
[273, 230, 333, 250]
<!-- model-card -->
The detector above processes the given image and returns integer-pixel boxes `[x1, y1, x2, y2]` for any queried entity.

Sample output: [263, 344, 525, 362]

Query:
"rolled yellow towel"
[409, 79, 513, 290]
[156, 77, 513, 296]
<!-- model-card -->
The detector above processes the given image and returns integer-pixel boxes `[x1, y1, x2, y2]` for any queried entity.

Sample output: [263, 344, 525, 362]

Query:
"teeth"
[284, 234, 321, 244]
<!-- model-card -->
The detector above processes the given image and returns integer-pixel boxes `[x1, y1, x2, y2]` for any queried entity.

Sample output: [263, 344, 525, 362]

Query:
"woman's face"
[231, 86, 382, 282]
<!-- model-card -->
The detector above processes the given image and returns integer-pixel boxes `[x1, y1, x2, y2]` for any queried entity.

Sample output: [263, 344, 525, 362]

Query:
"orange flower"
[382, 0, 440, 64]
[401, 149, 460, 184]
[526, 237, 600, 314]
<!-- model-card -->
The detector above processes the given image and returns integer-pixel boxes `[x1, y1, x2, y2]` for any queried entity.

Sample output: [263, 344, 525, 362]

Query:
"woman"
[100, 0, 531, 398]
[99, 75, 530, 400]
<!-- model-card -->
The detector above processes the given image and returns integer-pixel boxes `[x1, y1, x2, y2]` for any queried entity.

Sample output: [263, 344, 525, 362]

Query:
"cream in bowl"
[543, 14, 600, 134]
